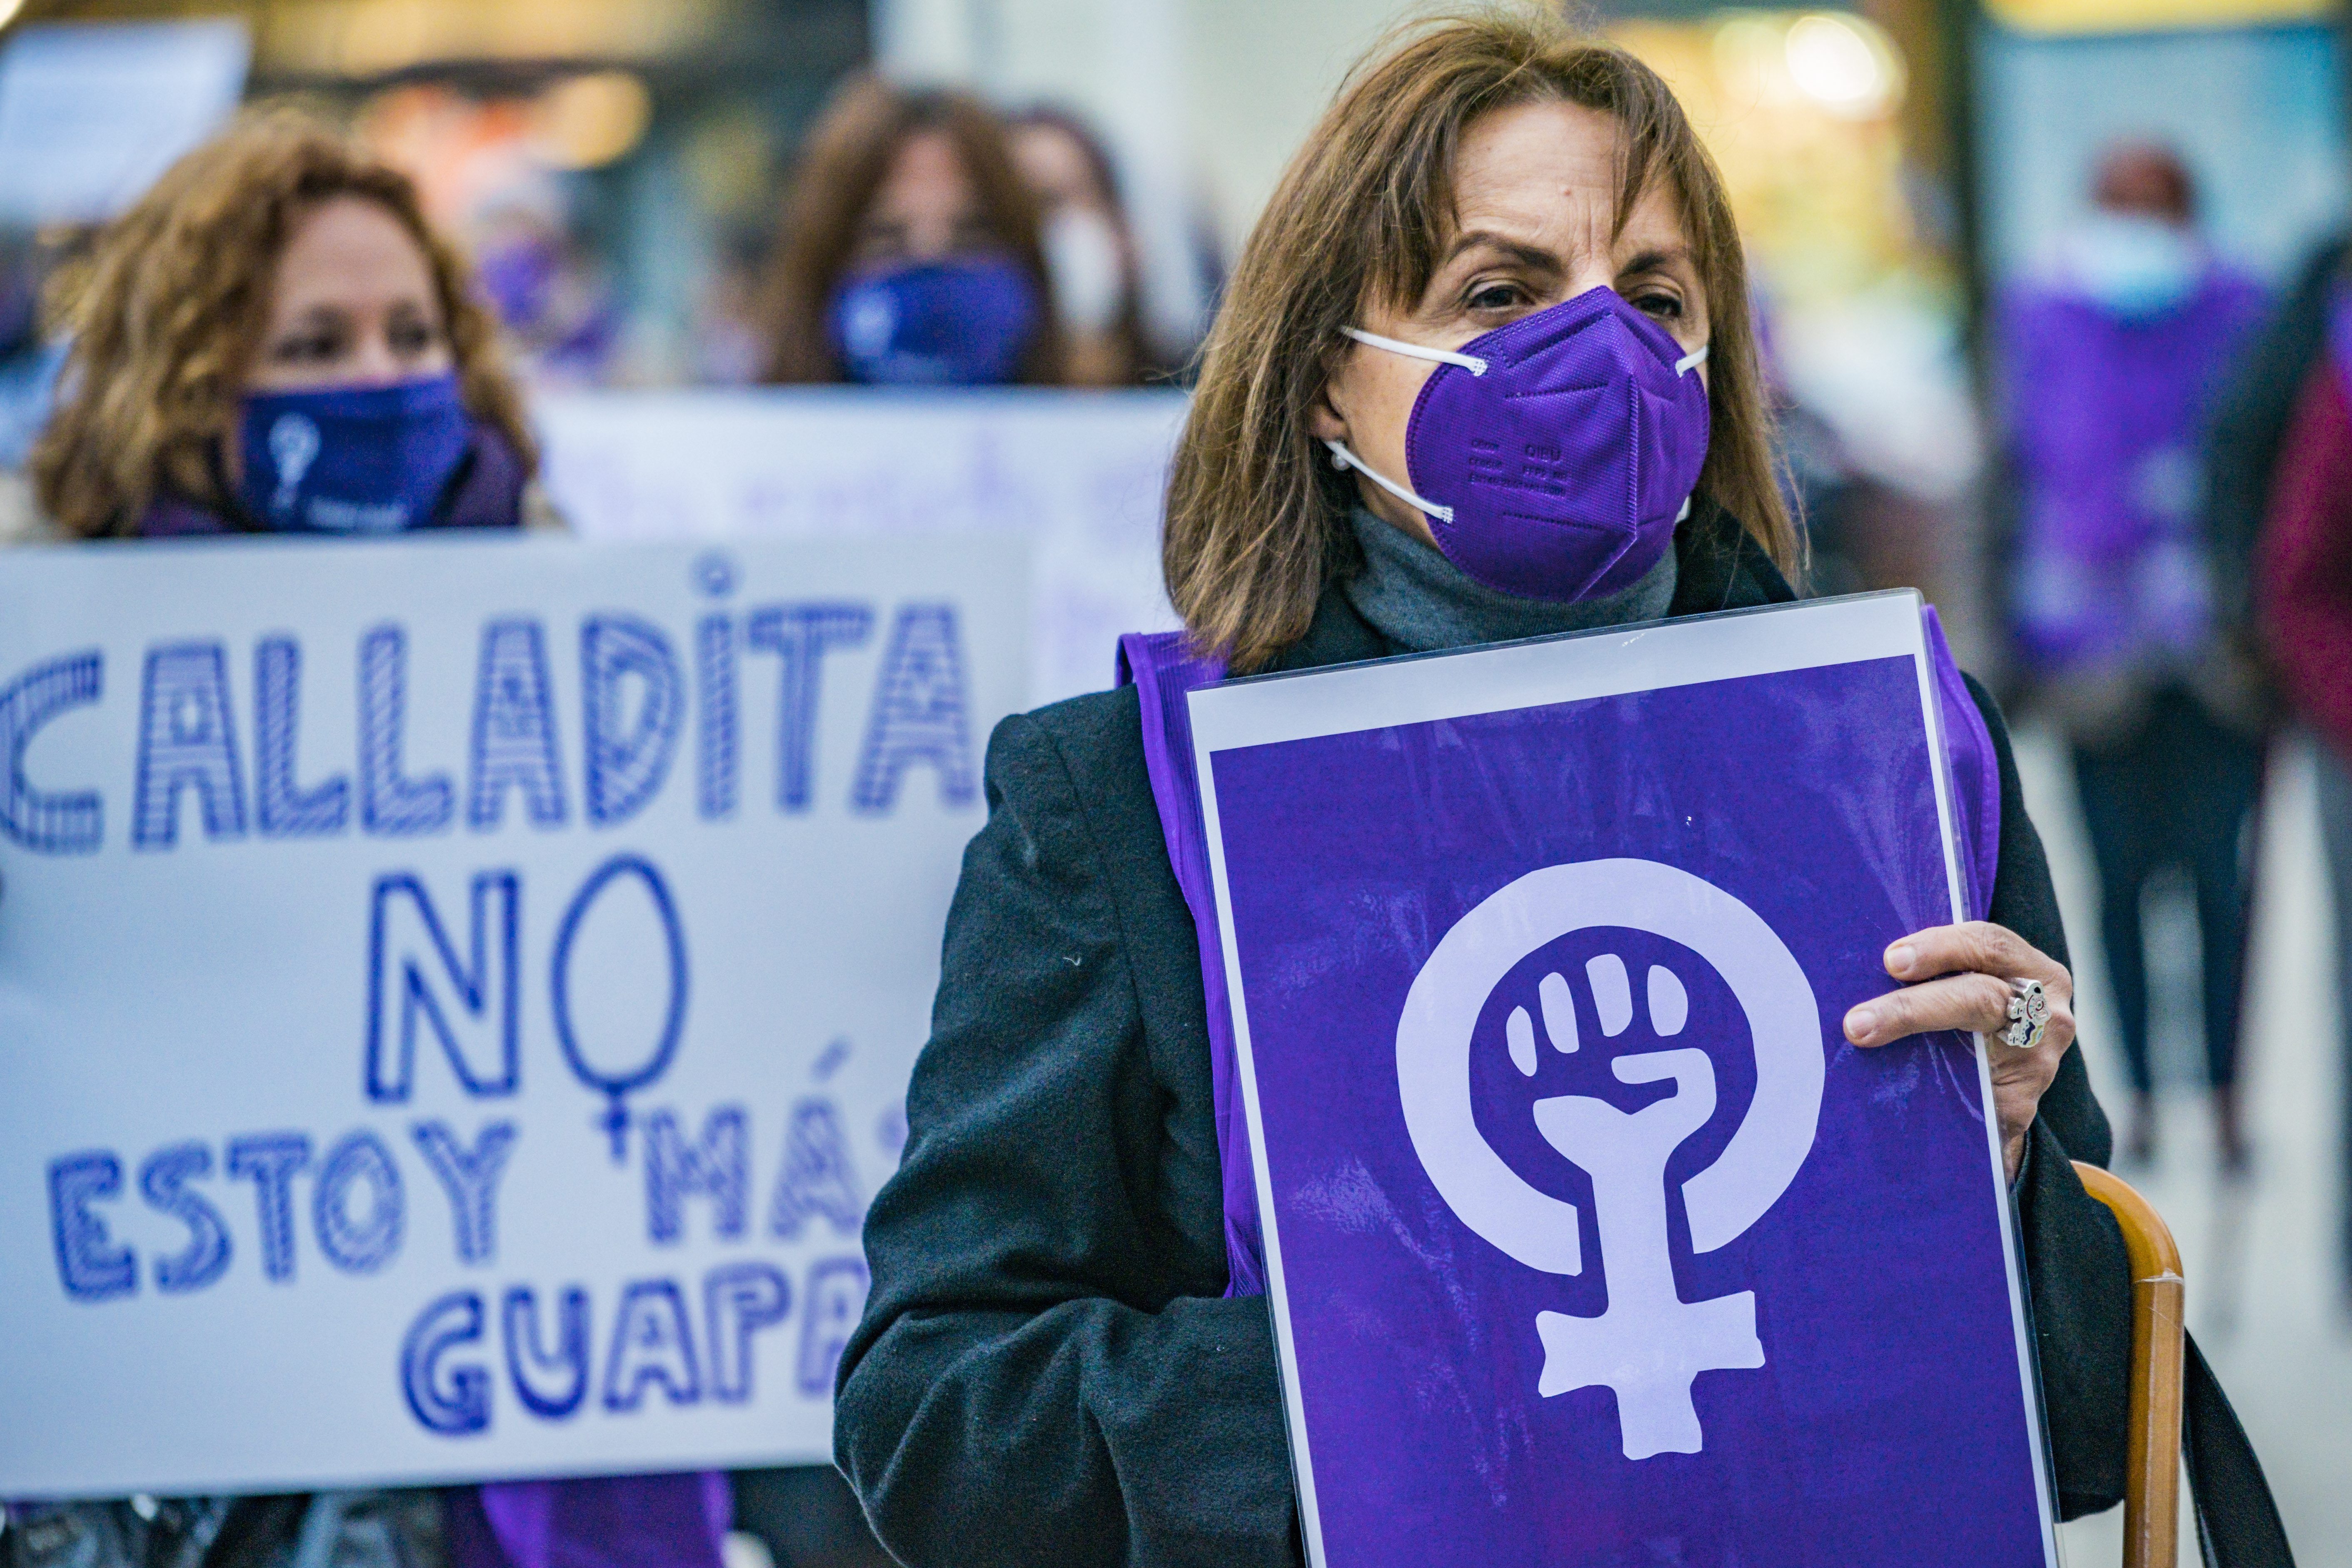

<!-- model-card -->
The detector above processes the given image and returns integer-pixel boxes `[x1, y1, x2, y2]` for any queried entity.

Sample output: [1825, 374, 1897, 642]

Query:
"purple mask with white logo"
[827, 257, 1041, 386]
[1327, 285, 1713, 602]
[237, 373, 472, 534]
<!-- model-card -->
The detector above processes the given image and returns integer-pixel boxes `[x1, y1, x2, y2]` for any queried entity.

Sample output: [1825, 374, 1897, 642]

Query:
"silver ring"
[2000, 977, 2051, 1052]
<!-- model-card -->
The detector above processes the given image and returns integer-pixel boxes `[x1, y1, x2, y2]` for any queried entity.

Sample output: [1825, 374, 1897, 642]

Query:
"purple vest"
[1117, 605, 2001, 1299]
[1999, 269, 2266, 670]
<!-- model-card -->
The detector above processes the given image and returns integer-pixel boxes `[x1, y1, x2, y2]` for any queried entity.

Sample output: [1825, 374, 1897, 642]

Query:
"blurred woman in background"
[1008, 107, 1152, 386]
[32, 110, 540, 540]
[1995, 142, 2268, 1169]
[16, 106, 736, 1568]
[759, 77, 1062, 387]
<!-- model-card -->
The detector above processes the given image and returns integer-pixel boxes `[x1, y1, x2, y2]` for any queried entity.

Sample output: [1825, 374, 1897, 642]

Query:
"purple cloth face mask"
[237, 372, 472, 534]
[1326, 285, 1712, 602]
[827, 256, 1041, 386]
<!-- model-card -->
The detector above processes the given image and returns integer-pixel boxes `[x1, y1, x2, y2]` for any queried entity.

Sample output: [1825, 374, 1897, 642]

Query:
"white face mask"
[2067, 213, 2201, 320]
[1042, 207, 1127, 336]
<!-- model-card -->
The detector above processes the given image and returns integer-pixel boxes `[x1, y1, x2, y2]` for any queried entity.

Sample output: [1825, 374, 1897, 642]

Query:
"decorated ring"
[2000, 977, 2052, 1052]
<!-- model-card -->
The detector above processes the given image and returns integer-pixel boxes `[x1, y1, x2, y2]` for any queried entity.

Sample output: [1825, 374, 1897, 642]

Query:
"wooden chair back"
[2072, 1160, 2187, 1568]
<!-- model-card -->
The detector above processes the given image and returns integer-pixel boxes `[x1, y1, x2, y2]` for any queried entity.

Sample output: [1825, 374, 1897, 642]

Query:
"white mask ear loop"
[1328, 326, 1475, 524]
[1671, 345, 1708, 522]
[1323, 439, 1455, 525]
[1341, 326, 1488, 377]
[1346, 325, 1703, 379]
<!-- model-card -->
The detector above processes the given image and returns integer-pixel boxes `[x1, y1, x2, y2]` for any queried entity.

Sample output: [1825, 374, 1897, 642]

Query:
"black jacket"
[835, 508, 2132, 1566]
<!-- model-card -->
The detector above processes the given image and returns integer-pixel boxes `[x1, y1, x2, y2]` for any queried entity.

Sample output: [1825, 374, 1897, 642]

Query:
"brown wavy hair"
[32, 105, 533, 539]
[1165, 12, 1799, 671]
[758, 75, 1062, 385]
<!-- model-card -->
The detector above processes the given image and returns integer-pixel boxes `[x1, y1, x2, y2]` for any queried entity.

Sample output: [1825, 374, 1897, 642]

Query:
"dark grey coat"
[835, 508, 2132, 1567]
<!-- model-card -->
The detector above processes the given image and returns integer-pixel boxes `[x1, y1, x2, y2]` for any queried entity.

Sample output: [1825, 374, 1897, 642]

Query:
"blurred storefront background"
[1, 0, 871, 392]
[15, 0, 2335, 649]
[7, 0, 2345, 444]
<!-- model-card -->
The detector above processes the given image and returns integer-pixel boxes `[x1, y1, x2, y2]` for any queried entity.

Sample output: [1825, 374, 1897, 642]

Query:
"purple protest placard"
[1188, 593, 2056, 1568]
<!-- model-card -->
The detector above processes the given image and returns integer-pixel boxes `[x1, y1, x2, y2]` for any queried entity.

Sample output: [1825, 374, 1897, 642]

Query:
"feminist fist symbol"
[1396, 859, 1824, 1460]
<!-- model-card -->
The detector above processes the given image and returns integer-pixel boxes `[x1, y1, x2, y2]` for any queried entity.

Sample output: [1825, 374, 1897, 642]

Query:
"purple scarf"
[446, 1475, 729, 1568]
[137, 424, 528, 537]
[1118, 603, 2000, 1299]
[1998, 268, 2266, 671]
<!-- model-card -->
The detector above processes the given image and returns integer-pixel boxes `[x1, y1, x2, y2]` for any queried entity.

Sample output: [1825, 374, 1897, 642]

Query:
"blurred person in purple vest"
[1995, 142, 2269, 1170]
[16, 107, 727, 1568]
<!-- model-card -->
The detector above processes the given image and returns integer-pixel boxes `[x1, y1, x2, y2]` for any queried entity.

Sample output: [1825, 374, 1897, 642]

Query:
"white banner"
[0, 22, 250, 225]
[0, 532, 1027, 1497]
[534, 389, 1186, 707]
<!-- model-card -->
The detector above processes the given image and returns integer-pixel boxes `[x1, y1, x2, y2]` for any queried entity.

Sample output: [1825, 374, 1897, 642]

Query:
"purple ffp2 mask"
[1326, 285, 1712, 602]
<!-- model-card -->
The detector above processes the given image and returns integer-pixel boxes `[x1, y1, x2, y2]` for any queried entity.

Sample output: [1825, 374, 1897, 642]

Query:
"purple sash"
[1117, 604, 2001, 1300]
[447, 1474, 729, 1568]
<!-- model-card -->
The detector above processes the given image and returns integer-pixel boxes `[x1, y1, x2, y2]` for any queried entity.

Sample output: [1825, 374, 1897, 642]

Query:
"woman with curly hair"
[13, 107, 747, 1568]
[30, 105, 538, 539]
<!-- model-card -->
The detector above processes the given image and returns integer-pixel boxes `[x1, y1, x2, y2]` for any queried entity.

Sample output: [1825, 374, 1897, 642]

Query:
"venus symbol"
[268, 413, 321, 519]
[1396, 859, 1825, 1461]
[1521, 959, 1762, 1460]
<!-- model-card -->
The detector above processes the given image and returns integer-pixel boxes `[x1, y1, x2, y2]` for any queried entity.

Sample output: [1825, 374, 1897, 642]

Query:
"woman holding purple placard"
[836, 15, 2286, 1566]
